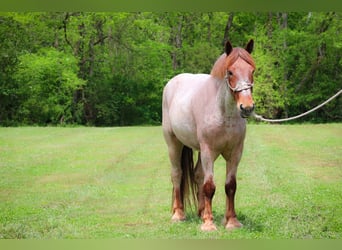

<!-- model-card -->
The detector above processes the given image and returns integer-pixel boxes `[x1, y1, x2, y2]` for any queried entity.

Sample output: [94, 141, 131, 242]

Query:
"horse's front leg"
[198, 146, 218, 231]
[223, 147, 243, 230]
[224, 173, 242, 229]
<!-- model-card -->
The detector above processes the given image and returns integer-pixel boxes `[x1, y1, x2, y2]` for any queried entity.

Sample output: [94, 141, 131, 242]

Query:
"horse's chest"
[204, 112, 242, 132]
[201, 115, 245, 149]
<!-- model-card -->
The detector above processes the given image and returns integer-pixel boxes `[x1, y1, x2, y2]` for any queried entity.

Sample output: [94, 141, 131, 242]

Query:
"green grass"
[0, 124, 341, 239]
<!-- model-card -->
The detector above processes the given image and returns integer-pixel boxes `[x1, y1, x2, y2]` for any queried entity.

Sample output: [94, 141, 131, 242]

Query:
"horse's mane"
[210, 48, 255, 79]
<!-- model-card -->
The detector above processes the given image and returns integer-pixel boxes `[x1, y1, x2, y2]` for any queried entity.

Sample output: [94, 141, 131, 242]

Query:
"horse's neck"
[216, 80, 239, 118]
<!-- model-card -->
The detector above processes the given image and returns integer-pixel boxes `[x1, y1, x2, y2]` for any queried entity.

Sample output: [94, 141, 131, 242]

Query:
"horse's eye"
[227, 71, 233, 77]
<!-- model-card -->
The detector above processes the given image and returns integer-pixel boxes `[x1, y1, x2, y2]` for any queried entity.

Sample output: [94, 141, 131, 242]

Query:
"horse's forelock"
[235, 48, 255, 68]
[210, 48, 255, 79]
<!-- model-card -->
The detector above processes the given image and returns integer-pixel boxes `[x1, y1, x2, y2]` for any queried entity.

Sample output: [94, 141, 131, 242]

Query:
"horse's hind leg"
[165, 133, 186, 221]
[194, 152, 204, 217]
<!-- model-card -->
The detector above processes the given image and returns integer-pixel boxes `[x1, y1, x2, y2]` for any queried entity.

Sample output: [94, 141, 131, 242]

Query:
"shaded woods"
[0, 12, 341, 126]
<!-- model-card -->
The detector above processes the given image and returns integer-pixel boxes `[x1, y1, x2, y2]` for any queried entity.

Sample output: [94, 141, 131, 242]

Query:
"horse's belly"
[170, 114, 200, 150]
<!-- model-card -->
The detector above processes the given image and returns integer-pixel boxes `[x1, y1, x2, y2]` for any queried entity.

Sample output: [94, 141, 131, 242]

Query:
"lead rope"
[252, 89, 342, 123]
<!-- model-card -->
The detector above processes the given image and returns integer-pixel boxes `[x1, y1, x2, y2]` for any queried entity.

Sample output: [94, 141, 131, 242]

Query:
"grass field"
[0, 124, 341, 239]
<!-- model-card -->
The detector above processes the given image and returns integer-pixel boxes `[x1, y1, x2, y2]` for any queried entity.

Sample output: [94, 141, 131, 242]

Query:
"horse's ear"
[245, 39, 254, 54]
[225, 40, 233, 55]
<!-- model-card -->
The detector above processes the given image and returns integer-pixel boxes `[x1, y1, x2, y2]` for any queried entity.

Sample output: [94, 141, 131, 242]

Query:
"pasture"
[0, 124, 341, 239]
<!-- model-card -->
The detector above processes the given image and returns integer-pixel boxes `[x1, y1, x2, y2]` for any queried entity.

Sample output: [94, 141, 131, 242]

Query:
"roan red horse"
[162, 40, 255, 231]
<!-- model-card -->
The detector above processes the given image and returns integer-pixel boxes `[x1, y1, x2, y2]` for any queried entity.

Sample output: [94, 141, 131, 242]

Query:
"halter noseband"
[225, 71, 254, 93]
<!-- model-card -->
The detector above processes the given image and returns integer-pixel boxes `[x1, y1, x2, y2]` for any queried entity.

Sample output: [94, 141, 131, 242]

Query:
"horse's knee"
[203, 176, 215, 199]
[225, 175, 236, 197]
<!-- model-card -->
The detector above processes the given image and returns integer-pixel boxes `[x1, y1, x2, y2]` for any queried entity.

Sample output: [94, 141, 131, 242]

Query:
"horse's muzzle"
[240, 104, 255, 118]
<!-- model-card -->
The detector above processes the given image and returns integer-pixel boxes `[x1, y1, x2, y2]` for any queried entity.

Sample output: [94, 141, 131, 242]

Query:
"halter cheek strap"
[225, 71, 254, 93]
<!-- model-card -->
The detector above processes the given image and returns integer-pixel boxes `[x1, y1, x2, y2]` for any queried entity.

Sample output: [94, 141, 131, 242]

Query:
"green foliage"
[13, 48, 85, 125]
[183, 42, 221, 73]
[0, 12, 341, 126]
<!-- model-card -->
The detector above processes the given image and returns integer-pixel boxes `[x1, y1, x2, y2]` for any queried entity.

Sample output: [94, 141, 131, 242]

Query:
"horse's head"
[224, 40, 256, 118]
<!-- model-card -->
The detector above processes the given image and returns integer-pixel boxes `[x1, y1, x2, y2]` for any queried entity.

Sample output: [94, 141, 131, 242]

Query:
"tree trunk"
[171, 14, 183, 70]
[207, 12, 213, 44]
[222, 12, 234, 47]
[281, 12, 289, 118]
[267, 12, 273, 39]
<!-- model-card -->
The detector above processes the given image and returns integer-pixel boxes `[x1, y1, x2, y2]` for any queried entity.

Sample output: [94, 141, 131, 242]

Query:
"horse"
[162, 39, 256, 231]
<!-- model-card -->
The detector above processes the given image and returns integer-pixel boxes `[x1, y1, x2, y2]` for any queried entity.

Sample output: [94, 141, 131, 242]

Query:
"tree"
[0, 12, 341, 126]
[13, 48, 85, 125]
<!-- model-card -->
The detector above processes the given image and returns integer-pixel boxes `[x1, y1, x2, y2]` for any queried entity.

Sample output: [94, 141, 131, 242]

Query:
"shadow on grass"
[182, 210, 264, 233]
[236, 212, 264, 233]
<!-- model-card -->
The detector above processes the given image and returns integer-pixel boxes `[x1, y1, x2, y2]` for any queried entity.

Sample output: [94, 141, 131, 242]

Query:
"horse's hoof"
[200, 221, 217, 231]
[225, 217, 243, 230]
[171, 210, 186, 222]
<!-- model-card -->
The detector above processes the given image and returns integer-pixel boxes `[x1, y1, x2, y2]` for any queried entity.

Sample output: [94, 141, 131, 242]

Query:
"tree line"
[0, 12, 341, 126]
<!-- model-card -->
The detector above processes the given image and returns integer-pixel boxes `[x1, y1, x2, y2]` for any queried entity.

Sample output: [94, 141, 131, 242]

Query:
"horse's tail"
[180, 145, 198, 211]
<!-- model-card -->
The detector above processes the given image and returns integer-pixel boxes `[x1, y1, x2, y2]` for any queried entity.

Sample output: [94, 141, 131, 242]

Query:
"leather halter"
[224, 71, 254, 93]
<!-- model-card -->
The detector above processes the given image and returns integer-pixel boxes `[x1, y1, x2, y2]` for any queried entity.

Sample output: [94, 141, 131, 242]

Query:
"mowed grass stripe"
[0, 124, 341, 239]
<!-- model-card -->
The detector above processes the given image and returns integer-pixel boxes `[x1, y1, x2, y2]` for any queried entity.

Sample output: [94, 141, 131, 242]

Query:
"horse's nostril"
[240, 104, 255, 118]
[240, 104, 255, 112]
